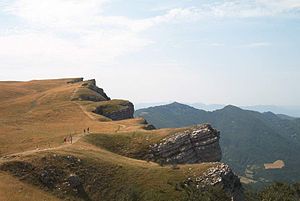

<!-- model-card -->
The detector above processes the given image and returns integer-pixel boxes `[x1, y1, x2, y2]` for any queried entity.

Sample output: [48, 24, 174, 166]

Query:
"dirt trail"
[0, 133, 85, 163]
[0, 97, 130, 163]
[74, 102, 96, 121]
[71, 87, 96, 121]
[73, 99, 127, 133]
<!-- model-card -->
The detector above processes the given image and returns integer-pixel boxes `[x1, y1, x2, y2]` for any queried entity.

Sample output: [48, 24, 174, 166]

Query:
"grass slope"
[0, 172, 61, 201]
[0, 78, 218, 201]
[0, 78, 142, 155]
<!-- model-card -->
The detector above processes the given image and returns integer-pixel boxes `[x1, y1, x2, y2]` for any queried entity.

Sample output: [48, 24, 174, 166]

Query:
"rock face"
[148, 124, 221, 164]
[69, 78, 134, 121]
[93, 101, 134, 121]
[71, 79, 111, 102]
[185, 163, 244, 201]
[82, 79, 111, 101]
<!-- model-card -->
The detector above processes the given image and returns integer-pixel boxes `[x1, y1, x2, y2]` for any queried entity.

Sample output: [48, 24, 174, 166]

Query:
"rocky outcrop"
[139, 119, 156, 130]
[81, 79, 110, 101]
[71, 79, 110, 102]
[92, 100, 134, 121]
[69, 78, 134, 121]
[184, 163, 244, 201]
[67, 78, 84, 84]
[143, 124, 156, 130]
[148, 124, 221, 164]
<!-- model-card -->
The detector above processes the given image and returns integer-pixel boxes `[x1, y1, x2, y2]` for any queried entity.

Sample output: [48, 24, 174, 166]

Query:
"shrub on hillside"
[181, 185, 231, 201]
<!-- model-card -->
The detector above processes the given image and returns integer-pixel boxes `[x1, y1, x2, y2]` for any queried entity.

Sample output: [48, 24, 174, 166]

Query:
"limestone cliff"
[92, 100, 134, 121]
[184, 163, 244, 201]
[69, 78, 134, 121]
[71, 79, 110, 102]
[148, 124, 222, 164]
[148, 124, 244, 200]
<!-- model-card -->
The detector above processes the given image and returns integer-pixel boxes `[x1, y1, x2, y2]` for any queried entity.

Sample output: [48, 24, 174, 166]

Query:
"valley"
[135, 102, 300, 187]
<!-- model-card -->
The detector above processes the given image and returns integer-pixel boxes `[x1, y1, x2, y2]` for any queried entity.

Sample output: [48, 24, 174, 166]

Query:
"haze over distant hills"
[135, 102, 300, 118]
[242, 105, 300, 118]
[135, 102, 300, 186]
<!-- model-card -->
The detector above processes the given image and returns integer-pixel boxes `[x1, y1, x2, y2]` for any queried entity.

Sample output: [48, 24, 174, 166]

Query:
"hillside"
[0, 78, 242, 201]
[135, 102, 300, 186]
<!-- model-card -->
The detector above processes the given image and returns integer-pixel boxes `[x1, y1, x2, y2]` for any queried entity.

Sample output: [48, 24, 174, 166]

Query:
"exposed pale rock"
[186, 163, 244, 201]
[82, 79, 111, 101]
[148, 124, 222, 164]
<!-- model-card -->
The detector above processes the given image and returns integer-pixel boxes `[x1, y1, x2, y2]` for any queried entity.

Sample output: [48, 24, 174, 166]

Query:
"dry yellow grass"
[0, 78, 143, 155]
[0, 78, 216, 201]
[0, 172, 61, 201]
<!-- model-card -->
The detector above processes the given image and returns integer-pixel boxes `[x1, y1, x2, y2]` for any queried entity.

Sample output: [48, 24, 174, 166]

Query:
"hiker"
[84, 129, 86, 134]
[69, 134, 73, 144]
[87, 127, 90, 133]
[64, 137, 67, 143]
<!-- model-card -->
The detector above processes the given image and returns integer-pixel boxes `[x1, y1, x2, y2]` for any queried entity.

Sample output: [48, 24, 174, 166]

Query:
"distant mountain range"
[135, 102, 300, 186]
[134, 102, 300, 117]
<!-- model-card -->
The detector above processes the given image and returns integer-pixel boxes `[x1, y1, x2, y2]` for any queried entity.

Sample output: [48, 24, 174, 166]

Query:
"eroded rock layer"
[71, 79, 110, 102]
[92, 100, 134, 121]
[185, 163, 244, 201]
[148, 124, 222, 164]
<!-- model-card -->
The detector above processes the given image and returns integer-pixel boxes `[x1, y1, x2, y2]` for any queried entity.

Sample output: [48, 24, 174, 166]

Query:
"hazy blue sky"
[0, 0, 299, 106]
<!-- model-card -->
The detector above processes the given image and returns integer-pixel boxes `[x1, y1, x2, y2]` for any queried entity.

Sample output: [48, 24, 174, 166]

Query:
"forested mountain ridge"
[135, 102, 300, 185]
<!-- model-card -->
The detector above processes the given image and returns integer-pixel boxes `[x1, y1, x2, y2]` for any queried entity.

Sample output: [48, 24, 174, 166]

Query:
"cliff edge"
[70, 78, 134, 121]
[148, 124, 222, 164]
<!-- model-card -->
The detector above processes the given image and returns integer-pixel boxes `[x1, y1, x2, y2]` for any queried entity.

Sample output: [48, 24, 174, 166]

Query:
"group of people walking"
[63, 127, 91, 144]
[83, 127, 90, 134]
[63, 134, 73, 144]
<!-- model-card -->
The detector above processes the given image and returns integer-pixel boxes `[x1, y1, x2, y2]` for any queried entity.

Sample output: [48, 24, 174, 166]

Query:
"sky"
[0, 0, 299, 106]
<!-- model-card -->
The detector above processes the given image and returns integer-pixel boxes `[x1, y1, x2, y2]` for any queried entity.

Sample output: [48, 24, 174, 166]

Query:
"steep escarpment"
[184, 163, 244, 201]
[146, 124, 244, 200]
[71, 79, 110, 102]
[83, 123, 243, 200]
[148, 124, 222, 164]
[70, 78, 134, 121]
[90, 100, 134, 121]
